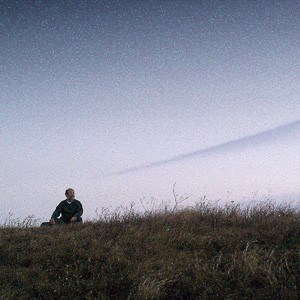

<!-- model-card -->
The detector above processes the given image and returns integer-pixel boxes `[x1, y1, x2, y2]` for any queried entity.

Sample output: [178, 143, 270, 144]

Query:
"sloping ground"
[0, 202, 299, 299]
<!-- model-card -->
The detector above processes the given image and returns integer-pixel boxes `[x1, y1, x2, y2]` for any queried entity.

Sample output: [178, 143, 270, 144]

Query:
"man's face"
[66, 189, 75, 201]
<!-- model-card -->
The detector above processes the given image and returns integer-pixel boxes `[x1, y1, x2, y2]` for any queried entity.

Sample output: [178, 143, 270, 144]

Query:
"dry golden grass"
[0, 199, 299, 299]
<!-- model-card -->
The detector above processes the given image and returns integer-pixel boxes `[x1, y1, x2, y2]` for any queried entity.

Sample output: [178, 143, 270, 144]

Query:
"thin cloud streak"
[110, 120, 300, 176]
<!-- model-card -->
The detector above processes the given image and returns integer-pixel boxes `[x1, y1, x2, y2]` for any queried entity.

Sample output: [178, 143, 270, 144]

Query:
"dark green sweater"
[51, 199, 83, 223]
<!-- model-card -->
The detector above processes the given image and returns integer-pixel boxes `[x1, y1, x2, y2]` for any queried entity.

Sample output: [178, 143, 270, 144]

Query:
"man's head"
[65, 188, 75, 201]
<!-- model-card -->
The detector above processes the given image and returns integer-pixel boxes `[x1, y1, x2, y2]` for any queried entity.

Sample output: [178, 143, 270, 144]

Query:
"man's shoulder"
[74, 199, 82, 205]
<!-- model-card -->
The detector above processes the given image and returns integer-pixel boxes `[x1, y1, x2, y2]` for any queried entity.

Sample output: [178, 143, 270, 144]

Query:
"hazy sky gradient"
[1, 0, 299, 223]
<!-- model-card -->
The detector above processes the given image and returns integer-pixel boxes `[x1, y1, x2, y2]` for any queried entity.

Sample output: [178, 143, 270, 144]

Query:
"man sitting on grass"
[49, 188, 83, 225]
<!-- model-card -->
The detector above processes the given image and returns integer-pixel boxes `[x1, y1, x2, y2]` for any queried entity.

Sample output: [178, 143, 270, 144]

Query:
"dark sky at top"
[1, 0, 298, 86]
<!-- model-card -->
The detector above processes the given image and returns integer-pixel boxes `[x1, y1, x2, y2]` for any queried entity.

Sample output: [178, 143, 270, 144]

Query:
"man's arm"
[75, 201, 83, 218]
[51, 202, 63, 221]
[71, 201, 83, 222]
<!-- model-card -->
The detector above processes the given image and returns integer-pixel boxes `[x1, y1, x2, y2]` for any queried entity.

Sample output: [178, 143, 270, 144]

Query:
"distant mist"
[112, 119, 300, 175]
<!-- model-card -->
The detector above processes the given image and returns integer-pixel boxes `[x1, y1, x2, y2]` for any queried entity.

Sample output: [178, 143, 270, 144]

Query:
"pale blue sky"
[0, 0, 299, 223]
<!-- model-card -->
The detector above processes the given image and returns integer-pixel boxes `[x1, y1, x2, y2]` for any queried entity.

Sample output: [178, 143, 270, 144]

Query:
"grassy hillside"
[0, 200, 299, 299]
